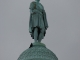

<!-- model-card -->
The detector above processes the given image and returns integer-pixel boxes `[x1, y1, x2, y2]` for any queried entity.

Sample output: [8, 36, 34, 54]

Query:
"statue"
[29, 0, 48, 43]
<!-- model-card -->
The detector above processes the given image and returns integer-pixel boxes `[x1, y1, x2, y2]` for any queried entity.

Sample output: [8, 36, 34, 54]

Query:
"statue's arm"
[30, 8, 42, 15]
[43, 10, 48, 30]
[30, 9, 33, 14]
[32, 9, 42, 15]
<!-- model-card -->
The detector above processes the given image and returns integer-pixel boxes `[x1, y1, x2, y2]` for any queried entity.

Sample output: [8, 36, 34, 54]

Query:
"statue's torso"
[29, 1, 45, 28]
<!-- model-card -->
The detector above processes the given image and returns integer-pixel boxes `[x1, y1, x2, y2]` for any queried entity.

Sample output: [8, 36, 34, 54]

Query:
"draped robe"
[29, 1, 48, 39]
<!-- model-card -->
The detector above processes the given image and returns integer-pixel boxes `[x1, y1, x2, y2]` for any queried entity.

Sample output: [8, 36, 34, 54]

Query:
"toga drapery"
[29, 1, 48, 39]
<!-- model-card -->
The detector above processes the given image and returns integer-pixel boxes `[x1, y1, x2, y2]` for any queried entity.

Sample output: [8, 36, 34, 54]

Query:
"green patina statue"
[17, 1, 58, 60]
[29, 0, 48, 43]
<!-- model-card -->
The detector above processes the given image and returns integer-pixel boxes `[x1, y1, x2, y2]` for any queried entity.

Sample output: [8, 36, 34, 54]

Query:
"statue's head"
[35, 0, 40, 2]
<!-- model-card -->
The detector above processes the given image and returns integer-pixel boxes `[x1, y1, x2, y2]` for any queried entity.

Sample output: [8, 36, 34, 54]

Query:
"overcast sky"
[0, 0, 80, 60]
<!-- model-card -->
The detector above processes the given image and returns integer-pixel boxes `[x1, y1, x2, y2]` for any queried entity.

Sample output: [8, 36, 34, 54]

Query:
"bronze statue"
[29, 0, 48, 42]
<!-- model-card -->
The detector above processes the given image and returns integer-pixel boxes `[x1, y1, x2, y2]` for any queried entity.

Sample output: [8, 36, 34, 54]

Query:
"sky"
[0, 0, 80, 60]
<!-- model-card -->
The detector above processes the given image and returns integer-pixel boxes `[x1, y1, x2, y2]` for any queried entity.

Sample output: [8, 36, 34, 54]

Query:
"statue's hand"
[45, 26, 48, 30]
[29, 28, 32, 33]
[29, 31, 32, 33]
[30, 10, 33, 14]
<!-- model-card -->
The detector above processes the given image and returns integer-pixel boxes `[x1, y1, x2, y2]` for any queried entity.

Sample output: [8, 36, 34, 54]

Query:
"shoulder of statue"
[30, 1, 36, 9]
[30, 1, 36, 5]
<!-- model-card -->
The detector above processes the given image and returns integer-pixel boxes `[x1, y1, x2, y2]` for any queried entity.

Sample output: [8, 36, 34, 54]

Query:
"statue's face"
[35, 0, 40, 2]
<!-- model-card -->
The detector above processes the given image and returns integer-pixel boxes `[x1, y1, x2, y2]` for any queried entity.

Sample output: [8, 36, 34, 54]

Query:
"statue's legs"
[34, 27, 38, 42]
[38, 28, 44, 42]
